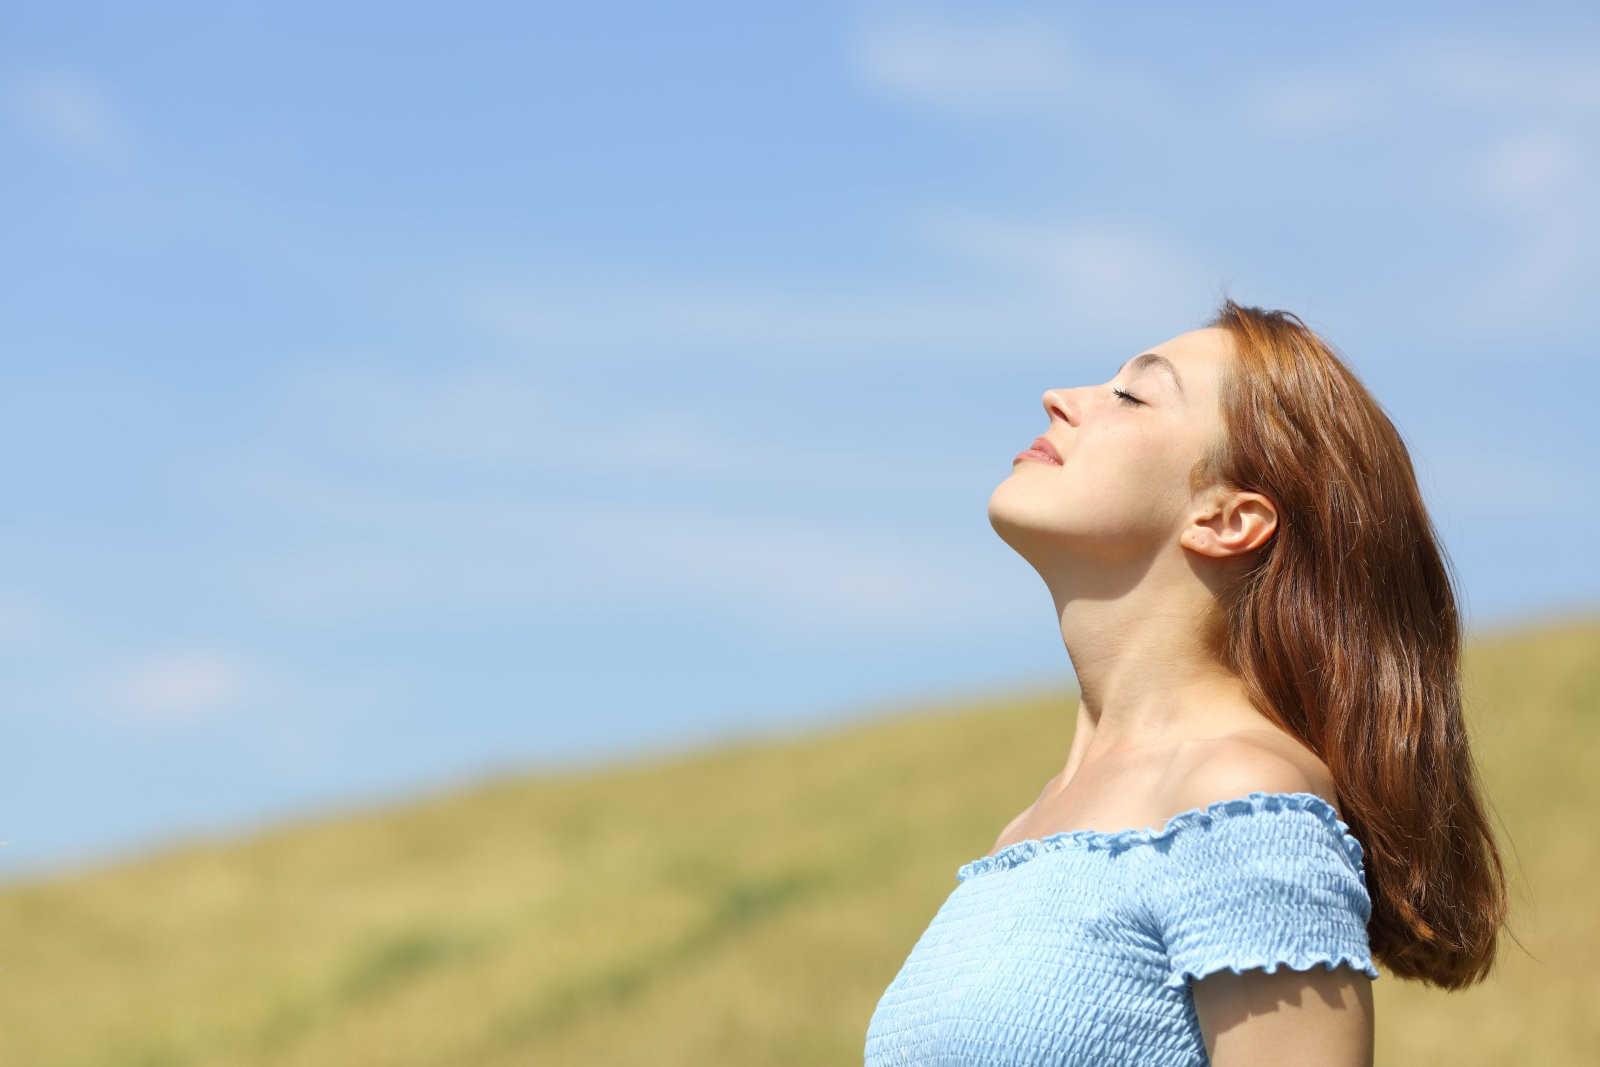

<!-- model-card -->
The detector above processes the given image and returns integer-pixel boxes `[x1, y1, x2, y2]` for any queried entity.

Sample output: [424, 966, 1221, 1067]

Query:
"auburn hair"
[1196, 297, 1510, 989]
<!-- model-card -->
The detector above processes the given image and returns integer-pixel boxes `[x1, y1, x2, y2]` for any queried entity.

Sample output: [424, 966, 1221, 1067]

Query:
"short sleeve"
[1146, 793, 1381, 991]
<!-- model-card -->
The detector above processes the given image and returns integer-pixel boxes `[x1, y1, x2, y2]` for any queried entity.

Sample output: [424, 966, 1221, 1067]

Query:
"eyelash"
[1112, 387, 1144, 407]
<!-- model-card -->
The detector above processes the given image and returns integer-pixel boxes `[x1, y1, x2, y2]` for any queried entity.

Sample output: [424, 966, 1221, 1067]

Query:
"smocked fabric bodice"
[863, 791, 1380, 1066]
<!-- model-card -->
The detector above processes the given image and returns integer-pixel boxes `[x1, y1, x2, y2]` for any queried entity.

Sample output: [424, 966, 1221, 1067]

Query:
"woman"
[862, 299, 1509, 1066]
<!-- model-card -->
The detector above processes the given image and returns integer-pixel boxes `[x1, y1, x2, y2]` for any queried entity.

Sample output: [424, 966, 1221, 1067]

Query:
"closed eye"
[1112, 387, 1144, 407]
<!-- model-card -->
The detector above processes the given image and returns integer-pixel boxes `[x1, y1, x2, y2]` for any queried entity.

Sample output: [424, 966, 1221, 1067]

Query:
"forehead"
[1151, 327, 1232, 368]
[1139, 327, 1232, 397]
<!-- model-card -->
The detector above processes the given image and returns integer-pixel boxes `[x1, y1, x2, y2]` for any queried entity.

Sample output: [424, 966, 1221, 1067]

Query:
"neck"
[1039, 554, 1261, 781]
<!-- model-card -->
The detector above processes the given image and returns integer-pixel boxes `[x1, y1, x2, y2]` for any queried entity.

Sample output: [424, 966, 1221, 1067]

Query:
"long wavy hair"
[1196, 297, 1510, 989]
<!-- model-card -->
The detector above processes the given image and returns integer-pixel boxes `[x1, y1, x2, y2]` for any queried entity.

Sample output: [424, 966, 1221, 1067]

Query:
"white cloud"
[279, 358, 738, 485]
[8, 69, 133, 162]
[917, 207, 1215, 329]
[1455, 127, 1594, 324]
[457, 274, 1074, 359]
[0, 591, 48, 644]
[1234, 36, 1600, 325]
[204, 364, 1025, 634]
[850, 12, 1075, 111]
[1242, 35, 1600, 136]
[1408, 37, 1600, 117]
[847, 10, 1167, 121]
[556, 505, 1023, 635]
[228, 480, 1022, 636]
[192, 356, 1019, 633]
[1452, 216, 1589, 325]
[99, 649, 251, 726]
[286, 361, 556, 466]
[1470, 127, 1584, 210]
[1242, 67, 1387, 134]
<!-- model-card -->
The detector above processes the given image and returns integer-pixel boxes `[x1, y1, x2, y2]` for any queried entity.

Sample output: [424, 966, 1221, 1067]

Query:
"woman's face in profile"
[988, 326, 1235, 568]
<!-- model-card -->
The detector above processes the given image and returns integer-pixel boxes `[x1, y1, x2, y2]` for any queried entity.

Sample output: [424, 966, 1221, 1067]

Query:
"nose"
[1042, 388, 1077, 426]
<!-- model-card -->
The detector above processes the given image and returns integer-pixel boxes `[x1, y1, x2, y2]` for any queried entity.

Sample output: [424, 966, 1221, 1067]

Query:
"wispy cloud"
[555, 505, 1023, 635]
[283, 361, 559, 467]
[456, 274, 1076, 360]
[211, 361, 1017, 633]
[1241, 34, 1600, 135]
[858, 17, 1598, 329]
[1241, 66, 1388, 135]
[228, 478, 1019, 636]
[917, 207, 1215, 329]
[1408, 36, 1600, 117]
[1238, 36, 1600, 326]
[0, 590, 48, 644]
[8, 69, 134, 163]
[95, 649, 252, 726]
[1470, 127, 1584, 209]
[1457, 126, 1593, 324]
[849, 12, 1075, 112]
[267, 360, 996, 486]
[847, 10, 1167, 121]
[197, 351, 1024, 635]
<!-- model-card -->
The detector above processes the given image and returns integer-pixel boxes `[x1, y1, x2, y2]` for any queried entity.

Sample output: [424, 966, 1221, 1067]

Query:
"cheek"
[1077, 435, 1193, 512]
[1081, 427, 1173, 482]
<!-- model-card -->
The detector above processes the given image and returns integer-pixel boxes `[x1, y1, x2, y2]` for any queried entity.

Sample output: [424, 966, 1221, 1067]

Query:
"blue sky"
[4, 2, 1598, 880]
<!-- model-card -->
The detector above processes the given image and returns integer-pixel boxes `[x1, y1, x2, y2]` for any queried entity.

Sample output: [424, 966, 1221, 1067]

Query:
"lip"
[1013, 435, 1064, 466]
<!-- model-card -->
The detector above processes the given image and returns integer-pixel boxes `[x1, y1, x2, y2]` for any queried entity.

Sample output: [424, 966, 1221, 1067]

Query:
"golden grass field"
[3, 612, 1596, 1066]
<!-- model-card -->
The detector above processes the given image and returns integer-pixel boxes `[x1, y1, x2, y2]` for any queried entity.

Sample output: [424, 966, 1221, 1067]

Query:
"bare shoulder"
[1163, 729, 1371, 1065]
[1162, 729, 1340, 818]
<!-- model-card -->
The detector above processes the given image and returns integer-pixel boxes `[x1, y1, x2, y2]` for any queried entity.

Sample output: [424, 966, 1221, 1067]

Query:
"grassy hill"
[3, 613, 1596, 1066]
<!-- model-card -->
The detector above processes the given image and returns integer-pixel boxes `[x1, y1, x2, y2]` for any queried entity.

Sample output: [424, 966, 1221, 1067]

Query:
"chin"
[989, 464, 1048, 509]
[987, 476, 1047, 539]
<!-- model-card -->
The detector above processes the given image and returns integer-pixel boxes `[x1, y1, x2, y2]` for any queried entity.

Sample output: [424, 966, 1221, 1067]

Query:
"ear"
[1181, 488, 1277, 559]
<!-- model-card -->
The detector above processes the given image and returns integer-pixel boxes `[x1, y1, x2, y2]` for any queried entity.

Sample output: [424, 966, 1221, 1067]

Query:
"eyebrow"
[1118, 352, 1186, 400]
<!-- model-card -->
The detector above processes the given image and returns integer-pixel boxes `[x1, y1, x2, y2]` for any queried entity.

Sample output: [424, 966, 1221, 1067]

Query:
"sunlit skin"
[986, 326, 1375, 1066]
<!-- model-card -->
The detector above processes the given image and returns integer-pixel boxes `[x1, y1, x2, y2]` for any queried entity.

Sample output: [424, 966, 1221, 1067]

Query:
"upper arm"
[1191, 964, 1374, 1067]
[1161, 737, 1373, 1065]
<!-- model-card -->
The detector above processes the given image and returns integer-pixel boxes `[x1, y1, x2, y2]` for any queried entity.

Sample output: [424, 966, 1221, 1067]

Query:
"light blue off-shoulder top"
[863, 791, 1379, 1067]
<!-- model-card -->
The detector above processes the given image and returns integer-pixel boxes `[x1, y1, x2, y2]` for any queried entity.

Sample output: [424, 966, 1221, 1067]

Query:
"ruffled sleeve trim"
[1164, 951, 1381, 990]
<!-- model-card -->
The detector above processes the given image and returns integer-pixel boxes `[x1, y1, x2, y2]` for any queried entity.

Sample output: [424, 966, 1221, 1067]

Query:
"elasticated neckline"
[955, 789, 1365, 883]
